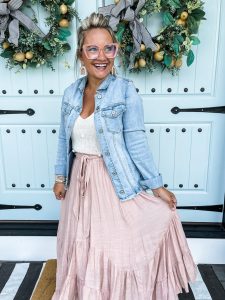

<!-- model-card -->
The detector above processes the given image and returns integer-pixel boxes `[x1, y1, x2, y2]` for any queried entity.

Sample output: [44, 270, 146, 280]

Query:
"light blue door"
[0, 0, 224, 223]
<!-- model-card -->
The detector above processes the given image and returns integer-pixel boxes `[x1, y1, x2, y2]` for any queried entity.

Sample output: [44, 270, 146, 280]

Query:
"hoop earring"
[111, 65, 117, 76]
[80, 65, 87, 76]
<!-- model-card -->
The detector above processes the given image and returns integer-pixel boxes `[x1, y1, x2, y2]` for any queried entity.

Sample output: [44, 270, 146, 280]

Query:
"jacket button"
[97, 94, 102, 99]
[96, 106, 100, 111]
[111, 110, 116, 116]
[112, 171, 117, 176]
[105, 151, 110, 156]
[120, 190, 125, 194]
[98, 128, 103, 133]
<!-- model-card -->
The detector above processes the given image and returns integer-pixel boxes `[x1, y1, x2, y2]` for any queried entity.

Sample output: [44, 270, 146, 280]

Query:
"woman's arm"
[54, 92, 68, 178]
[122, 80, 163, 190]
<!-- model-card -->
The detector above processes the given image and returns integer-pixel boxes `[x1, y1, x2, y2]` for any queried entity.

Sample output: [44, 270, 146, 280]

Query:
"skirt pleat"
[52, 153, 197, 300]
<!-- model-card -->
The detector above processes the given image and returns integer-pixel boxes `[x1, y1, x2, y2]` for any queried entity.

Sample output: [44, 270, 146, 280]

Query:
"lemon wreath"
[0, 0, 79, 71]
[99, 0, 206, 74]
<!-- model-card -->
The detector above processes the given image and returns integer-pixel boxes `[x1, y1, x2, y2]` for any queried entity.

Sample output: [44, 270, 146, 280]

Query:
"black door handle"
[171, 106, 225, 114]
[0, 204, 42, 210]
[0, 108, 35, 116]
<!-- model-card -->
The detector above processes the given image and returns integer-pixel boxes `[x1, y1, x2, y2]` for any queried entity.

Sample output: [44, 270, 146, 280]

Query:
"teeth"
[95, 64, 107, 67]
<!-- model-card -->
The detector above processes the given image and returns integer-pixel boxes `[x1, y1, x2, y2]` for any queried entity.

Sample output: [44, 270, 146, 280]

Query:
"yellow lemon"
[176, 19, 186, 26]
[25, 51, 34, 60]
[140, 44, 146, 51]
[13, 52, 25, 62]
[138, 58, 146, 68]
[170, 58, 175, 68]
[175, 58, 183, 68]
[134, 61, 139, 69]
[2, 42, 10, 49]
[60, 4, 68, 14]
[59, 19, 69, 27]
[180, 11, 188, 20]
[154, 51, 164, 62]
[153, 43, 161, 52]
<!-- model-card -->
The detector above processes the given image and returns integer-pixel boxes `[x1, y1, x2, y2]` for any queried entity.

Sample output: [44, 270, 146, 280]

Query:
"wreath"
[99, 0, 206, 74]
[0, 0, 79, 71]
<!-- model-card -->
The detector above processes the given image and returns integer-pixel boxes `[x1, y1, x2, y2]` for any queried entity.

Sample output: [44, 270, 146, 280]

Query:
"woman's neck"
[86, 75, 108, 92]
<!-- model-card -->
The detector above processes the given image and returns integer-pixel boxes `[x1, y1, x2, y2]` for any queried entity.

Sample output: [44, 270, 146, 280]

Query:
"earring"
[80, 65, 87, 76]
[111, 65, 117, 76]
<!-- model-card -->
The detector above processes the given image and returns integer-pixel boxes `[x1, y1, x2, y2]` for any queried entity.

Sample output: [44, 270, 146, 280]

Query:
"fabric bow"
[99, 0, 157, 68]
[0, 0, 45, 47]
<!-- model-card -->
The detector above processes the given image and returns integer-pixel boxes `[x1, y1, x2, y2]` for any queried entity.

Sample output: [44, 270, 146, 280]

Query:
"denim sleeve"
[123, 81, 163, 190]
[54, 92, 68, 177]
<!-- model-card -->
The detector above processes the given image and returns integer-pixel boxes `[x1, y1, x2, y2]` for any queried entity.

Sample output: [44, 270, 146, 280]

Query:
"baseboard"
[0, 221, 225, 238]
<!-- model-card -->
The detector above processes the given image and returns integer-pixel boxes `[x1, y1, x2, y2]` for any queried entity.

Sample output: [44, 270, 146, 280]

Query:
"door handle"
[0, 108, 35, 116]
[0, 204, 42, 210]
[171, 106, 225, 114]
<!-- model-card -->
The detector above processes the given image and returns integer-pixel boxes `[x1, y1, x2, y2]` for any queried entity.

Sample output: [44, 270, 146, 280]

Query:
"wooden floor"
[0, 260, 225, 299]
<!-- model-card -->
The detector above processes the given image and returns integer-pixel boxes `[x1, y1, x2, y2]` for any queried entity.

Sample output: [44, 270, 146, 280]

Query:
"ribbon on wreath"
[0, 0, 45, 47]
[99, 0, 157, 68]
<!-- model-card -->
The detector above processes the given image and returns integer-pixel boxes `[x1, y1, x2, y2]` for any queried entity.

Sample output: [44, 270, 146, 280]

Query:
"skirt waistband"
[74, 152, 103, 160]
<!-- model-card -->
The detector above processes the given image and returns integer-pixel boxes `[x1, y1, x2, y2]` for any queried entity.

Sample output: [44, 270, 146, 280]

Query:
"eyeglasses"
[82, 43, 118, 60]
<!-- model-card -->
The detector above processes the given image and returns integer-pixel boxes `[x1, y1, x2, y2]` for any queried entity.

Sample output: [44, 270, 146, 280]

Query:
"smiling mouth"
[94, 63, 108, 70]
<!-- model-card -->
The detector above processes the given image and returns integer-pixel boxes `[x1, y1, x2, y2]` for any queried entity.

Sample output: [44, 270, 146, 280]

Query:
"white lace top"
[71, 113, 102, 156]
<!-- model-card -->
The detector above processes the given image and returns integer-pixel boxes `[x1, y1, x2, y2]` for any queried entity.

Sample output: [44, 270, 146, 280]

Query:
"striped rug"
[0, 260, 225, 300]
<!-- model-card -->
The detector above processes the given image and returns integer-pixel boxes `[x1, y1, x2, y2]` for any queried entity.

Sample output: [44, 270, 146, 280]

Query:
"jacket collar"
[78, 73, 115, 93]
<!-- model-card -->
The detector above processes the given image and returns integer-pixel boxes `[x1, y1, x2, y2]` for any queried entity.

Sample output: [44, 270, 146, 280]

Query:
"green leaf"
[164, 54, 172, 67]
[58, 28, 71, 41]
[191, 9, 206, 21]
[190, 36, 200, 45]
[43, 41, 51, 50]
[174, 34, 184, 44]
[0, 49, 13, 58]
[169, 0, 181, 8]
[63, 43, 71, 51]
[173, 43, 179, 55]
[187, 15, 199, 34]
[187, 49, 194, 66]
[64, 0, 75, 5]
[163, 12, 174, 26]
[115, 22, 126, 43]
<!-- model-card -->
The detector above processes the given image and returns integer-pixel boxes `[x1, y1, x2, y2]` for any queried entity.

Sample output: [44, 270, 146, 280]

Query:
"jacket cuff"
[54, 164, 66, 177]
[139, 173, 163, 190]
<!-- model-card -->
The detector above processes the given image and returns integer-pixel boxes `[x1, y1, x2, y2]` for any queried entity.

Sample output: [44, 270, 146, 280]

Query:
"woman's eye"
[105, 45, 114, 53]
[87, 47, 98, 52]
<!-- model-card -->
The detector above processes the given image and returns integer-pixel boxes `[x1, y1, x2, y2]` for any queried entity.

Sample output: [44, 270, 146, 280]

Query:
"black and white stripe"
[0, 261, 45, 300]
[0, 262, 225, 300]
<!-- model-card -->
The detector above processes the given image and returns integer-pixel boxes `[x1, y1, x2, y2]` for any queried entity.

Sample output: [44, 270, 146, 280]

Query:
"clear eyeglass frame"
[82, 43, 119, 60]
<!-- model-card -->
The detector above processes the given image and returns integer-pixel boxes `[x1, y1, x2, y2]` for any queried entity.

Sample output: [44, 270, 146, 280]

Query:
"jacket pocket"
[101, 103, 126, 133]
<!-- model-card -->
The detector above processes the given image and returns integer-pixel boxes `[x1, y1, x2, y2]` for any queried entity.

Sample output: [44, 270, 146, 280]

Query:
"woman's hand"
[152, 187, 177, 210]
[53, 182, 66, 200]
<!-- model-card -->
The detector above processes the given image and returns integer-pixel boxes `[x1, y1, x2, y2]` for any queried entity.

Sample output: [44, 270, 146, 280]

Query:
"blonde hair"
[76, 12, 117, 58]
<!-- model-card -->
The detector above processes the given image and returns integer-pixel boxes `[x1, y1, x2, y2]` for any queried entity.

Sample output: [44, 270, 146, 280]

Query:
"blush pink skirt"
[52, 153, 197, 300]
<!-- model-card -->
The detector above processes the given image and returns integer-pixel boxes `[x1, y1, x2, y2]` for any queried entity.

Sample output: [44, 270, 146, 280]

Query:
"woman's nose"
[97, 48, 107, 59]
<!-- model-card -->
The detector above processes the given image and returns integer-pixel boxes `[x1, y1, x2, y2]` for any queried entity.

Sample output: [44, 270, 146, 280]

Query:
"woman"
[52, 12, 197, 300]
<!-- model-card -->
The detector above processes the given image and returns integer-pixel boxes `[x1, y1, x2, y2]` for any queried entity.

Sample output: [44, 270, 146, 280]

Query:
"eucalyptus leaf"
[191, 9, 206, 21]
[169, 0, 181, 8]
[0, 50, 13, 58]
[187, 49, 195, 66]
[163, 12, 174, 26]
[174, 34, 184, 44]
[164, 54, 172, 67]
[173, 43, 179, 55]
[115, 22, 126, 43]
[64, 0, 75, 5]
[190, 36, 200, 45]
[43, 41, 51, 50]
[187, 15, 199, 34]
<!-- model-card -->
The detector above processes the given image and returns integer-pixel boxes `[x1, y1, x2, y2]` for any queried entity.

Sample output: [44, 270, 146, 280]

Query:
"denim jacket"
[54, 74, 163, 201]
